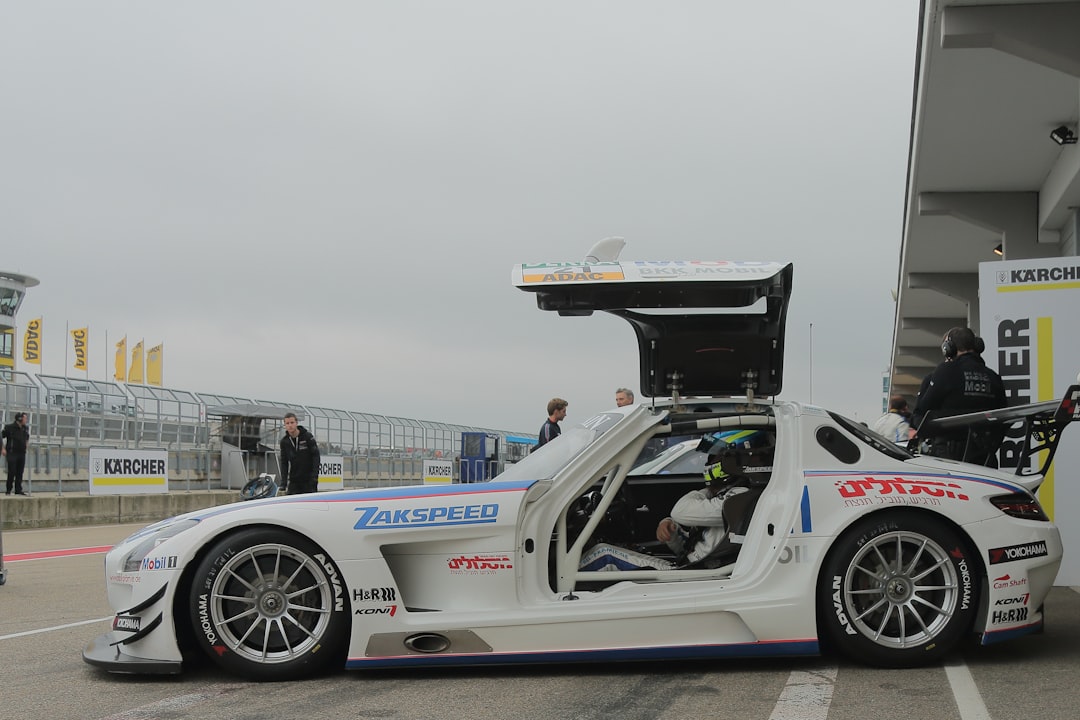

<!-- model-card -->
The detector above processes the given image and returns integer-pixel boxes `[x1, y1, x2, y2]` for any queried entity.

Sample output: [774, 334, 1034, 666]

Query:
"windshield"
[494, 412, 626, 483]
[629, 439, 703, 475]
[828, 411, 915, 461]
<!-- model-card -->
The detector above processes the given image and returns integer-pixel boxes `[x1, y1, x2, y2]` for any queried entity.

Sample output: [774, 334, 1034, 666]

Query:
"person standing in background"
[913, 327, 1006, 463]
[871, 395, 914, 443]
[615, 388, 635, 407]
[2, 411, 30, 496]
[279, 412, 321, 494]
[537, 398, 568, 448]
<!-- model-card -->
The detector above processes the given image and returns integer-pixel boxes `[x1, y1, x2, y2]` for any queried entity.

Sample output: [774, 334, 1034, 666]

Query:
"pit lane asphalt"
[2, 523, 1078, 720]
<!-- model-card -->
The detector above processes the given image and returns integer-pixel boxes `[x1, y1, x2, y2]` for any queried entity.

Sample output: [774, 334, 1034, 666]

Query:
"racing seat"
[684, 485, 763, 570]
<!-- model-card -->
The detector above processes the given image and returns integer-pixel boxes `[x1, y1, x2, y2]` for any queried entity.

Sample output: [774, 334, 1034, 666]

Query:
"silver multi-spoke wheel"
[190, 529, 349, 680]
[820, 513, 977, 667]
[842, 531, 958, 648]
[208, 543, 334, 664]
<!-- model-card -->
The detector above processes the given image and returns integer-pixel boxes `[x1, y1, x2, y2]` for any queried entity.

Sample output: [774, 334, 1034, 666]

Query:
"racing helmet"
[699, 429, 771, 488]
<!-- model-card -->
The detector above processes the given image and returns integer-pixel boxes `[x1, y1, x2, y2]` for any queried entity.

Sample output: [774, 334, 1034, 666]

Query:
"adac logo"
[521, 263, 625, 284]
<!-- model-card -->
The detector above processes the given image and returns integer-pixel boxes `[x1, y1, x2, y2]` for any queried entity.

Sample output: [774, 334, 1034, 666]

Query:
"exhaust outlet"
[404, 632, 451, 654]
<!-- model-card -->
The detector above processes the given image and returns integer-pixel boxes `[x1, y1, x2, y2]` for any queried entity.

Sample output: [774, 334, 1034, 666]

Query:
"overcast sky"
[1, 1, 919, 434]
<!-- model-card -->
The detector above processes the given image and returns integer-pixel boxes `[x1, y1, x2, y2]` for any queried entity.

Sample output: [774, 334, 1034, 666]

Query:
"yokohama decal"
[988, 541, 1048, 565]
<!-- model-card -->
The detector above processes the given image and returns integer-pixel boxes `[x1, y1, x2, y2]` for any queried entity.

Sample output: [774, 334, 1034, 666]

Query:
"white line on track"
[768, 666, 838, 720]
[944, 657, 991, 720]
[96, 684, 250, 720]
[0, 616, 111, 641]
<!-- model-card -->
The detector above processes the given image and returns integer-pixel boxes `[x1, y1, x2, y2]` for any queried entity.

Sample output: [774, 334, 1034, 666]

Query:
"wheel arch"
[813, 506, 986, 648]
[171, 522, 353, 667]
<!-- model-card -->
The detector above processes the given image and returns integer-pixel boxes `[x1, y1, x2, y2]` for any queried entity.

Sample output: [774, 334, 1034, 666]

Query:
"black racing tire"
[187, 528, 350, 681]
[818, 511, 978, 668]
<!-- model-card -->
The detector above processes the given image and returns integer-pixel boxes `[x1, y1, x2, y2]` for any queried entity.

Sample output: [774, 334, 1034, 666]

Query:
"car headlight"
[121, 519, 200, 573]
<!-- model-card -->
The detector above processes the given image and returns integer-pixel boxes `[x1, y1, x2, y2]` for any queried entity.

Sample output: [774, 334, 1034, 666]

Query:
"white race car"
[84, 259, 1079, 681]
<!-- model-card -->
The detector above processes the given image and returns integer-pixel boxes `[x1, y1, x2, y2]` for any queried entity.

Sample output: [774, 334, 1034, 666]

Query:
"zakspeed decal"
[951, 549, 973, 611]
[993, 574, 1028, 590]
[354, 587, 396, 602]
[354, 503, 498, 529]
[837, 476, 969, 507]
[113, 615, 141, 632]
[315, 554, 345, 612]
[988, 541, 1049, 565]
[831, 577, 856, 635]
[448, 555, 513, 574]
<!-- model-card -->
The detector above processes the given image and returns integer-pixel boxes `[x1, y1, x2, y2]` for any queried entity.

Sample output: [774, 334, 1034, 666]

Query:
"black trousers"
[5, 453, 26, 493]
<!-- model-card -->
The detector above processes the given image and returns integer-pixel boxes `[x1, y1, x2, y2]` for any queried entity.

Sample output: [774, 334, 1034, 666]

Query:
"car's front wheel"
[187, 528, 350, 680]
[818, 511, 978, 667]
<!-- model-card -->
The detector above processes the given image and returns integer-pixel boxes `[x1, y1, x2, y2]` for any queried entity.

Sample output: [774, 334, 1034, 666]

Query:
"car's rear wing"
[916, 384, 1080, 479]
[513, 260, 793, 399]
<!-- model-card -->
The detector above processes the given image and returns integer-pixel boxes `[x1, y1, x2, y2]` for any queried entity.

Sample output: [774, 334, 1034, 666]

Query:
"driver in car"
[578, 430, 769, 572]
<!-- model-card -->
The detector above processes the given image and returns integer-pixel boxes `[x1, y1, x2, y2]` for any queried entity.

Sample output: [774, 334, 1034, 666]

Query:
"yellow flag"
[71, 327, 89, 371]
[128, 340, 144, 384]
[147, 343, 163, 386]
[114, 336, 127, 381]
[22, 317, 42, 365]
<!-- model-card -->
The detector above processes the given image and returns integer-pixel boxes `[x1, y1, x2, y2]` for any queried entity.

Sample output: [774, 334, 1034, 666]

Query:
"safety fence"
[1, 370, 534, 493]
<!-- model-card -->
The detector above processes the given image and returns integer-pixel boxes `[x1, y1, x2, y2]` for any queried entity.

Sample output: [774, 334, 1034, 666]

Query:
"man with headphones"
[912, 327, 1006, 463]
[2, 411, 31, 496]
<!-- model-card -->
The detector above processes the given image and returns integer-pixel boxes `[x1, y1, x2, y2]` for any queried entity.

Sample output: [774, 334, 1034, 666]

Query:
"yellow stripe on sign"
[92, 477, 167, 486]
[1037, 317, 1055, 520]
[998, 282, 1080, 293]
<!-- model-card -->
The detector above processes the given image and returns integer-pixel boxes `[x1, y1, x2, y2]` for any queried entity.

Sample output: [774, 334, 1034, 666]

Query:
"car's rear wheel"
[818, 511, 977, 667]
[188, 528, 349, 680]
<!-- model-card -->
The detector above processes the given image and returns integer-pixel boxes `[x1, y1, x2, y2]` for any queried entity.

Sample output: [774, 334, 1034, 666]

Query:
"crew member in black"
[279, 412, 321, 494]
[536, 397, 568, 449]
[913, 327, 1006, 463]
[2, 411, 31, 496]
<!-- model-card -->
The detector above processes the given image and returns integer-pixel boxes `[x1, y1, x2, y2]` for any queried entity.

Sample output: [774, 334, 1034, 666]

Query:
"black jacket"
[913, 353, 1007, 428]
[279, 425, 320, 492]
[2, 421, 29, 455]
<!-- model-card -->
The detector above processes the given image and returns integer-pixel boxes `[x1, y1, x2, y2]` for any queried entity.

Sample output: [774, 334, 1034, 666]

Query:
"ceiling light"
[1050, 125, 1077, 145]
[993, 244, 1003, 256]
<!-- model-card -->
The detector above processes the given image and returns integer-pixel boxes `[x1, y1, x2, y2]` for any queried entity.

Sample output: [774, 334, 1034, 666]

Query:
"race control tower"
[0, 271, 40, 371]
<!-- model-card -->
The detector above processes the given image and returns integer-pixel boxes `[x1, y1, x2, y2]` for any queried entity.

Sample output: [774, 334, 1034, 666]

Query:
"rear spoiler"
[916, 385, 1080, 479]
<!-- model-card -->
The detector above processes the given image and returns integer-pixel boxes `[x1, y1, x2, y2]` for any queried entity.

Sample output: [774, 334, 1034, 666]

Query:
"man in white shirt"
[871, 395, 914, 444]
